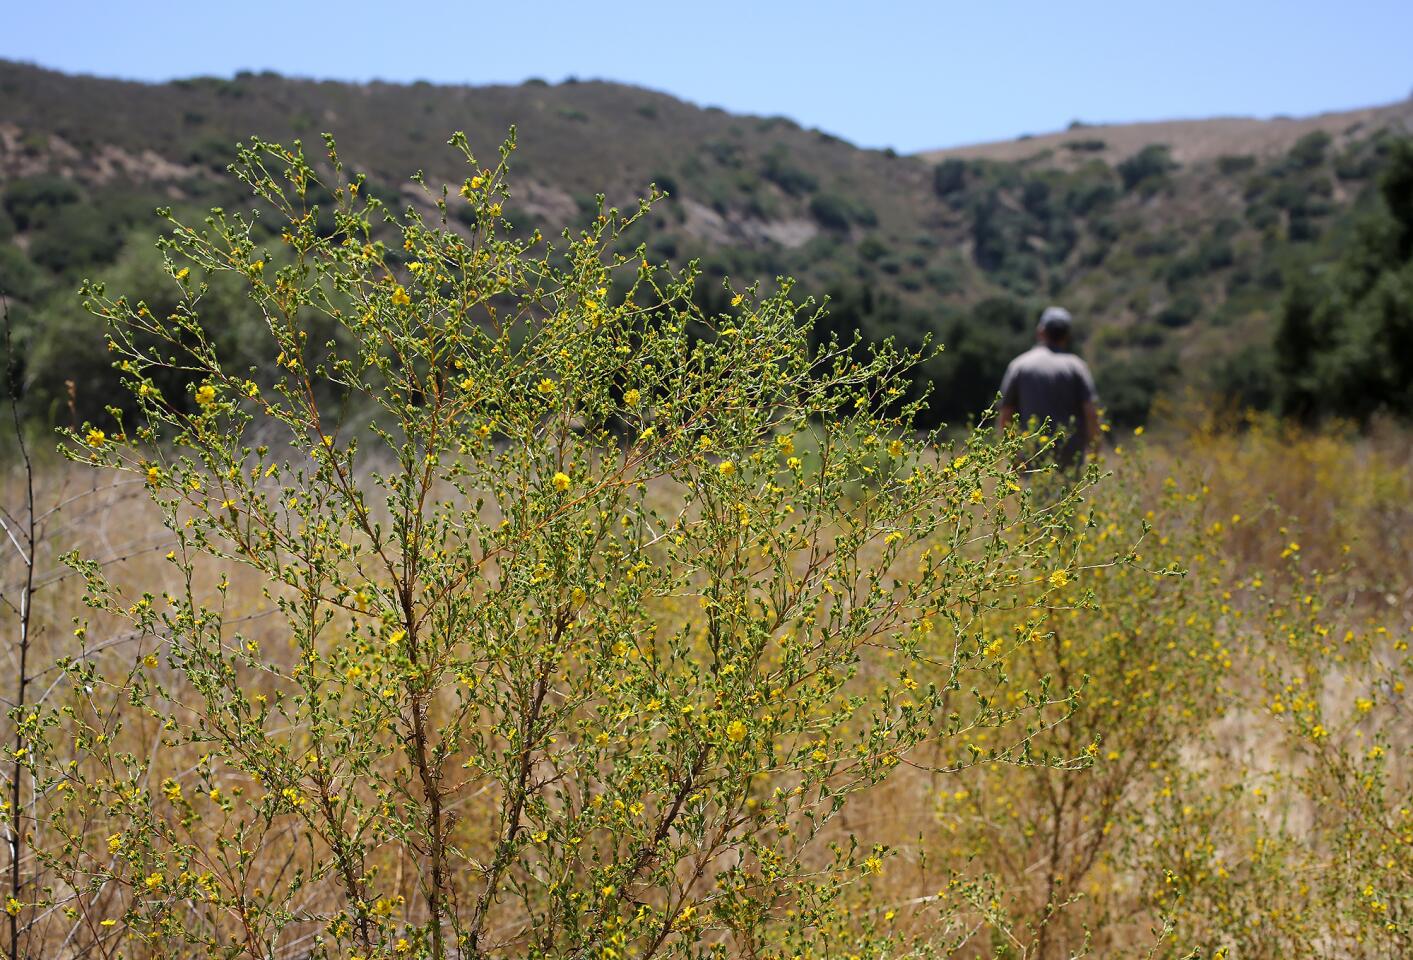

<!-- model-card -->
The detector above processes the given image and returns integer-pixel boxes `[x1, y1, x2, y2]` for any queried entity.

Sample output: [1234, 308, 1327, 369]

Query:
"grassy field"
[0, 108, 1409, 957]
[1, 409, 1408, 958]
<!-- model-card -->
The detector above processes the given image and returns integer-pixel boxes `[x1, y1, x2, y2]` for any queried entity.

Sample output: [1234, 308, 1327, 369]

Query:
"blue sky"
[5, 1, 1410, 153]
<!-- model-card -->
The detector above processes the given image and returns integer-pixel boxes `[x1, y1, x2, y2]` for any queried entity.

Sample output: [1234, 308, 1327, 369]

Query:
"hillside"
[921, 100, 1413, 167]
[2, 59, 1412, 427]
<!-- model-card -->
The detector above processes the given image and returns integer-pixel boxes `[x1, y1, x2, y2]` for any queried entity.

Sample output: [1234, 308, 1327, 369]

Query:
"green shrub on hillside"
[1216, 153, 1257, 175]
[1118, 144, 1178, 193]
[760, 150, 818, 196]
[2, 174, 82, 230]
[932, 158, 968, 198]
[1285, 130, 1333, 171]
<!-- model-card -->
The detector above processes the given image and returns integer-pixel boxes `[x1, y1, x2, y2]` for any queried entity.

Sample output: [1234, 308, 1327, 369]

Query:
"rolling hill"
[921, 100, 1413, 167]
[2, 58, 1412, 427]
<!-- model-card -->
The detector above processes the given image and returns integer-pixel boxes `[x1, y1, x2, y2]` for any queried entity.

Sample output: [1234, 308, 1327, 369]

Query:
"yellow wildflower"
[552, 471, 571, 492]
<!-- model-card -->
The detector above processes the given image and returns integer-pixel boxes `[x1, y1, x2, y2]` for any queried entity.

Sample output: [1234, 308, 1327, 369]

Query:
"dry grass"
[920, 99, 1413, 167]
[1, 412, 1409, 957]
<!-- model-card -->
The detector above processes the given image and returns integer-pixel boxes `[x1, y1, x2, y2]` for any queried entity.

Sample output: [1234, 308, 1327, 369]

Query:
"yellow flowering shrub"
[7, 139, 1401, 960]
[45, 133, 1104, 959]
[865, 420, 1411, 958]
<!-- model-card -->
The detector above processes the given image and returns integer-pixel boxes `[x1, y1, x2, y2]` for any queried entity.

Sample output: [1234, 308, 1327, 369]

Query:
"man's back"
[1000, 344, 1098, 462]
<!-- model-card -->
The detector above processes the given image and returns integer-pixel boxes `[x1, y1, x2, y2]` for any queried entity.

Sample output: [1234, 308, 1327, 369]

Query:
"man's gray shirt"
[1000, 345, 1099, 460]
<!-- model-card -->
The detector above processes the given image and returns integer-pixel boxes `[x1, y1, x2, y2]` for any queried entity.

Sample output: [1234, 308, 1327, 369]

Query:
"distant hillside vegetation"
[2, 59, 1412, 427]
[921, 101, 1413, 167]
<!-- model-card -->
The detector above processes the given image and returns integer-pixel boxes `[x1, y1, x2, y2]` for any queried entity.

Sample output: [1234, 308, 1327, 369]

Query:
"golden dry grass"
[1, 411, 1409, 958]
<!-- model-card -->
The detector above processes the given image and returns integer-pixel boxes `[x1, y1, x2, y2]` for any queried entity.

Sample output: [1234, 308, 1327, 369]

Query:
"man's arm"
[1075, 359, 1101, 450]
[998, 403, 1015, 432]
[1082, 399, 1101, 451]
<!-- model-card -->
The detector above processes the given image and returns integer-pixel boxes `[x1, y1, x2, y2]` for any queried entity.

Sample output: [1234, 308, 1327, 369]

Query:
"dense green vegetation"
[1275, 140, 1413, 421]
[1, 59, 1411, 429]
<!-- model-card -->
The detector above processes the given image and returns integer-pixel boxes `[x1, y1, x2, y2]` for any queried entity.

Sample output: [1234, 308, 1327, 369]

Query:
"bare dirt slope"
[919, 99, 1413, 167]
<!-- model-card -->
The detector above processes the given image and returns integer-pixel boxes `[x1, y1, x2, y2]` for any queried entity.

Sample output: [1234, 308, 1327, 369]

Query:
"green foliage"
[28, 203, 126, 272]
[804, 193, 847, 231]
[856, 235, 888, 262]
[1285, 130, 1333, 171]
[1062, 169, 1119, 217]
[1209, 343, 1277, 410]
[760, 150, 818, 196]
[2, 174, 82, 230]
[1118, 144, 1178, 192]
[932, 158, 968, 198]
[21, 236, 268, 425]
[1274, 139, 1413, 420]
[1095, 349, 1177, 426]
[1156, 293, 1202, 328]
[1216, 154, 1257, 175]
[0, 245, 42, 300]
[927, 296, 1034, 424]
[5, 61, 1413, 433]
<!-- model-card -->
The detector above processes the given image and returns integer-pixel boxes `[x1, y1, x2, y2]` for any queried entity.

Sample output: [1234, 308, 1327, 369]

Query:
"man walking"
[998, 306, 1101, 469]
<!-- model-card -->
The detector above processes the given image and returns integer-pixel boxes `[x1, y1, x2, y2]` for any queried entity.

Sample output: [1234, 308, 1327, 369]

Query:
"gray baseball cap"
[1038, 305, 1073, 335]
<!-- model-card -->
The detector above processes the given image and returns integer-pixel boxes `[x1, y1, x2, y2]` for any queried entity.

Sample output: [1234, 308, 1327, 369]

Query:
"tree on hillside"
[1275, 139, 1413, 421]
[1117, 145, 1177, 193]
